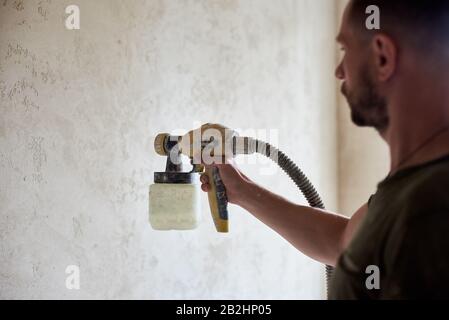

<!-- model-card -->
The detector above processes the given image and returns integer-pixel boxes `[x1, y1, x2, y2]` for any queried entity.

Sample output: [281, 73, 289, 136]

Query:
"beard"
[342, 65, 389, 132]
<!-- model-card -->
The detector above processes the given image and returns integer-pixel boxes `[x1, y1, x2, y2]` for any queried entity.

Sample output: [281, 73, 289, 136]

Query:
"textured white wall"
[0, 0, 338, 299]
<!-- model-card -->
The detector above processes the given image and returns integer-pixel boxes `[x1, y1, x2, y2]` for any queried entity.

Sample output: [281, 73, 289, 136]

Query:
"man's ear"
[371, 34, 397, 82]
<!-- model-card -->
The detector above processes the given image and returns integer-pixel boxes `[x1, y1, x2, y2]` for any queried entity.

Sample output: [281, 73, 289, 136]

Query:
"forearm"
[236, 180, 349, 266]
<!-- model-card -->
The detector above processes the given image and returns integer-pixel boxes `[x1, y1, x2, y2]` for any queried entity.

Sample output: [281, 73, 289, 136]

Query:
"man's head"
[336, 0, 449, 132]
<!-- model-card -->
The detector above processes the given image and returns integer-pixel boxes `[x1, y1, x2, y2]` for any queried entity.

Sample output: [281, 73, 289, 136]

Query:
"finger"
[240, 171, 250, 181]
[200, 174, 209, 184]
[201, 183, 211, 192]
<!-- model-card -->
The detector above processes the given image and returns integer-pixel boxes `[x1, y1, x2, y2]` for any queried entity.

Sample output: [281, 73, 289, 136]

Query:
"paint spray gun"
[149, 123, 250, 233]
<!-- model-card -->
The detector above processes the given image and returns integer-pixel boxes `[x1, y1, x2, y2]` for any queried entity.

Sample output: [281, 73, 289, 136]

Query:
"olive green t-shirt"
[329, 153, 449, 299]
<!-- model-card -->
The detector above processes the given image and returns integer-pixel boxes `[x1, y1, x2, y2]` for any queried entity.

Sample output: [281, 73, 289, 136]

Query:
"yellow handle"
[205, 167, 229, 233]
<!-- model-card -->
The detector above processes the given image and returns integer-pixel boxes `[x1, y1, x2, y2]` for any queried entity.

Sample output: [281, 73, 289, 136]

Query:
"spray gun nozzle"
[154, 133, 182, 156]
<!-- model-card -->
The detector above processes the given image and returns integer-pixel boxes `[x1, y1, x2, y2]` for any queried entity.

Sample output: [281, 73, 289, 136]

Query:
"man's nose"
[335, 62, 345, 80]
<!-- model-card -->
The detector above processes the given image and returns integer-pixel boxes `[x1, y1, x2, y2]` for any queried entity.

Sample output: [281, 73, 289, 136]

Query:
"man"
[201, 0, 449, 299]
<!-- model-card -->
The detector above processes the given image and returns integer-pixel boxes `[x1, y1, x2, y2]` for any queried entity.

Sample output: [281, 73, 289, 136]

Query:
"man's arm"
[201, 163, 368, 266]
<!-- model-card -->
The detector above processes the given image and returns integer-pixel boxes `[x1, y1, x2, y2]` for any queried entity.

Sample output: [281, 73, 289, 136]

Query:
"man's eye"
[340, 47, 346, 52]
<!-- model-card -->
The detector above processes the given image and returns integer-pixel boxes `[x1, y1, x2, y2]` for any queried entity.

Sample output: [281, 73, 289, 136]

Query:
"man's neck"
[381, 101, 449, 176]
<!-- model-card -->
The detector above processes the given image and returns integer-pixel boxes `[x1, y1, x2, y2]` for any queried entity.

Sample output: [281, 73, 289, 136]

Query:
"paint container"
[149, 172, 202, 230]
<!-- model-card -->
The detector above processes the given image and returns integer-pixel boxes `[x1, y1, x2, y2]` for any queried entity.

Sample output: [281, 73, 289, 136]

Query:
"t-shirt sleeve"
[382, 211, 449, 299]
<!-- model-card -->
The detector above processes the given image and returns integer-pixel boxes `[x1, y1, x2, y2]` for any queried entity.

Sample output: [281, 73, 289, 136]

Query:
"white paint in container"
[149, 183, 202, 231]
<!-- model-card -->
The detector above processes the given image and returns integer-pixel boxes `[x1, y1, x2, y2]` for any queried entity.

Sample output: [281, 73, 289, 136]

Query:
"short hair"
[349, 0, 449, 52]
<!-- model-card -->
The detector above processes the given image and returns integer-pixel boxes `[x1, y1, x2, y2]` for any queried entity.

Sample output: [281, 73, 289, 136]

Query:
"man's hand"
[199, 161, 252, 205]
